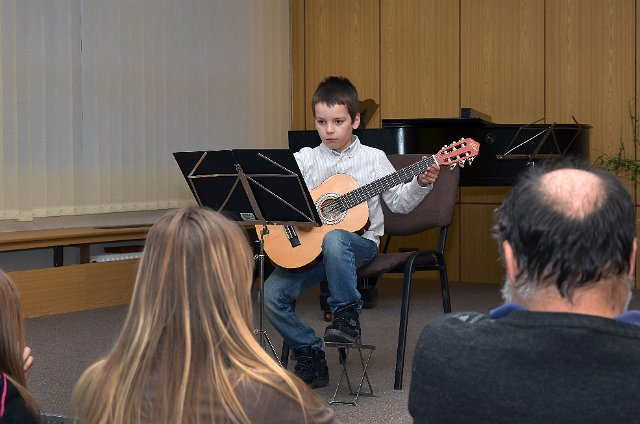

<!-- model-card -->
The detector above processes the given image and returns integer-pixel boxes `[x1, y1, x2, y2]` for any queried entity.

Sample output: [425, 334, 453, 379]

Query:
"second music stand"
[173, 149, 321, 359]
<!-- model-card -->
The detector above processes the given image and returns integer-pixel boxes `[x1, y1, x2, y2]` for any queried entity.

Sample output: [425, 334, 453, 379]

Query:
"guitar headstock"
[435, 138, 480, 169]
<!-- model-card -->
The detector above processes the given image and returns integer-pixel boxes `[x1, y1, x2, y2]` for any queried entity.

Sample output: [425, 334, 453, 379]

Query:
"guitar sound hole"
[317, 195, 345, 225]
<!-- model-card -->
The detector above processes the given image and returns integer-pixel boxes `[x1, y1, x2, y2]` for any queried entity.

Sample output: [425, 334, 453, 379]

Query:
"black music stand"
[173, 149, 321, 359]
[496, 117, 584, 164]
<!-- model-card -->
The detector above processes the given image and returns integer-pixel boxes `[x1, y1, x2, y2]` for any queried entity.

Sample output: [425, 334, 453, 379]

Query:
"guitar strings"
[319, 157, 434, 217]
[317, 139, 474, 218]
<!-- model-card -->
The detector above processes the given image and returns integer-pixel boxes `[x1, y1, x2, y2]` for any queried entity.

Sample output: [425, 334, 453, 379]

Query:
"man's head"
[311, 76, 361, 153]
[493, 159, 637, 309]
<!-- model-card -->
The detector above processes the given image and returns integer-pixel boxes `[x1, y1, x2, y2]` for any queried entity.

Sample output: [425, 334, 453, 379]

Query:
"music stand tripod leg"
[254, 225, 281, 366]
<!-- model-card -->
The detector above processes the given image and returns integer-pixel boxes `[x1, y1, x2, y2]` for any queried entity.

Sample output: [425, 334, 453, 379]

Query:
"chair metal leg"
[394, 257, 416, 390]
[437, 253, 452, 313]
[281, 340, 290, 369]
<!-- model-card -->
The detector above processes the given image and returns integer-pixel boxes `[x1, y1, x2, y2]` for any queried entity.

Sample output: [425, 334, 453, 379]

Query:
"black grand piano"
[289, 115, 590, 186]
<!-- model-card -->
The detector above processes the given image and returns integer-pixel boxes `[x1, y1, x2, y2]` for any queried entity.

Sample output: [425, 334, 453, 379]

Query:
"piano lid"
[382, 117, 494, 128]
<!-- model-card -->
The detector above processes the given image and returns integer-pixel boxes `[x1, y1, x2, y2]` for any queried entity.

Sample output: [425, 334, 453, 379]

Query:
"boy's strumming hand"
[418, 157, 440, 186]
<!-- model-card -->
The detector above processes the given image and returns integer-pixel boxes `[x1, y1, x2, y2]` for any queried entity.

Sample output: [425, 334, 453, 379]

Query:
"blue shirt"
[490, 303, 640, 325]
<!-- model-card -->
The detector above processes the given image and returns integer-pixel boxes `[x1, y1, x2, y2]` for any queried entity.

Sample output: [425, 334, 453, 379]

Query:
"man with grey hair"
[409, 159, 640, 423]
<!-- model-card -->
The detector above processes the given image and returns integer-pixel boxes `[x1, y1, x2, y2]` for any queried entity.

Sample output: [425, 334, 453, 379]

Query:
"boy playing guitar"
[263, 76, 441, 388]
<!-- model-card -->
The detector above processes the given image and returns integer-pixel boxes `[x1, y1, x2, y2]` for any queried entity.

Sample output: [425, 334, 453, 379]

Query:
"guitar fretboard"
[333, 155, 437, 212]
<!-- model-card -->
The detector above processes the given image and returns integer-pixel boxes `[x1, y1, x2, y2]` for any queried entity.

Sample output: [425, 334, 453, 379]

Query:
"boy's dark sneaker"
[292, 346, 329, 388]
[324, 302, 361, 344]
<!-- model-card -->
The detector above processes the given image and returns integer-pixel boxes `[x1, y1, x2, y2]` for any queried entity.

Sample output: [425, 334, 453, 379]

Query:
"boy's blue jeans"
[264, 229, 378, 350]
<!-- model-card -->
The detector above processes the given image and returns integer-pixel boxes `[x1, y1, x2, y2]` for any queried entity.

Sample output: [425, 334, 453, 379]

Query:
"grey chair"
[355, 154, 459, 390]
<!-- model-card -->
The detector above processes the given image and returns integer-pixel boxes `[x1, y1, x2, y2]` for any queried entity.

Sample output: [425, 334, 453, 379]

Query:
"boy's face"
[313, 102, 360, 153]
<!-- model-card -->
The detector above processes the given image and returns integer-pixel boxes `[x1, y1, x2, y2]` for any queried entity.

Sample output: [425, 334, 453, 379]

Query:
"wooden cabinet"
[1, 226, 148, 317]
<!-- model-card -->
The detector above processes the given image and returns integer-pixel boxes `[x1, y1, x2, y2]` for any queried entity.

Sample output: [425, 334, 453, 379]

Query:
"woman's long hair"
[0, 271, 40, 420]
[72, 207, 323, 423]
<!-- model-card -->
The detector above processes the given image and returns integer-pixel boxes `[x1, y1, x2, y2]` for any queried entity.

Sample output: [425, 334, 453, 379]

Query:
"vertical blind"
[0, 0, 290, 221]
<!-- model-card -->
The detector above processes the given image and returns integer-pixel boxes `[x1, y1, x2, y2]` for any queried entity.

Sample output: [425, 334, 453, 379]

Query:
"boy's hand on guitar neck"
[418, 156, 440, 186]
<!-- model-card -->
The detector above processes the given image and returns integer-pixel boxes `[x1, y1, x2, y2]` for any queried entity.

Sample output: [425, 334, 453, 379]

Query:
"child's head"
[0, 270, 26, 384]
[129, 207, 256, 353]
[312, 76, 361, 152]
[73, 207, 323, 422]
[0, 270, 40, 420]
[311, 76, 360, 121]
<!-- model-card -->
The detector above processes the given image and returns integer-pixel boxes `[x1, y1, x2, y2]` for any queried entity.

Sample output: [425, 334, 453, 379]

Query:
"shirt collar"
[489, 303, 527, 319]
[319, 135, 360, 157]
[490, 303, 640, 325]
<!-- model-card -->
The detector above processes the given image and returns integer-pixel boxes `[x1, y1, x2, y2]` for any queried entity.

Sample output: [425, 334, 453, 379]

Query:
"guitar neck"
[337, 156, 436, 211]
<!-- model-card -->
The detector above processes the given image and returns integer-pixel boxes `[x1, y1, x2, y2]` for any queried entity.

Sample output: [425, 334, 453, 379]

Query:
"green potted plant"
[594, 103, 640, 182]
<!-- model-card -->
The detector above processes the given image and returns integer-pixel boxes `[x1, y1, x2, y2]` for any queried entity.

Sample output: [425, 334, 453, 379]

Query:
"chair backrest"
[382, 154, 460, 236]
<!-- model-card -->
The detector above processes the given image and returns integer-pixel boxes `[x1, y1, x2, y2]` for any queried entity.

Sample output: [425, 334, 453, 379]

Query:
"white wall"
[0, 0, 291, 229]
[0, 0, 291, 270]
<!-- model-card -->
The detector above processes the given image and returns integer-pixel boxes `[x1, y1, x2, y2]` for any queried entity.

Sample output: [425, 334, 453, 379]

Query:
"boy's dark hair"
[311, 76, 359, 121]
[493, 158, 636, 299]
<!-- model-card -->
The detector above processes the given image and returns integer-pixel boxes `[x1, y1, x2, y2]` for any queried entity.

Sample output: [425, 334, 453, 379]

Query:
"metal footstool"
[325, 341, 375, 405]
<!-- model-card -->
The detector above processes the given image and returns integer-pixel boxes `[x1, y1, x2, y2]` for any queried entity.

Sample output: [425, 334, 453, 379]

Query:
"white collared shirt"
[294, 135, 431, 246]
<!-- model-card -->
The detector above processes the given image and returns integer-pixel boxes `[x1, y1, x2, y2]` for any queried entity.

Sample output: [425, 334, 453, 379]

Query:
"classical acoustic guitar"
[260, 137, 480, 269]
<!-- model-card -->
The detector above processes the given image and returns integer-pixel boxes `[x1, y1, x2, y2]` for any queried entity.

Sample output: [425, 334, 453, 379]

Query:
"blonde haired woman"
[0, 271, 40, 423]
[72, 207, 338, 423]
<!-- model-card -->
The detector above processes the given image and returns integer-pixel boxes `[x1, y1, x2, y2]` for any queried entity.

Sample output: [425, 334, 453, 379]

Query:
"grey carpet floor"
[23, 280, 536, 422]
